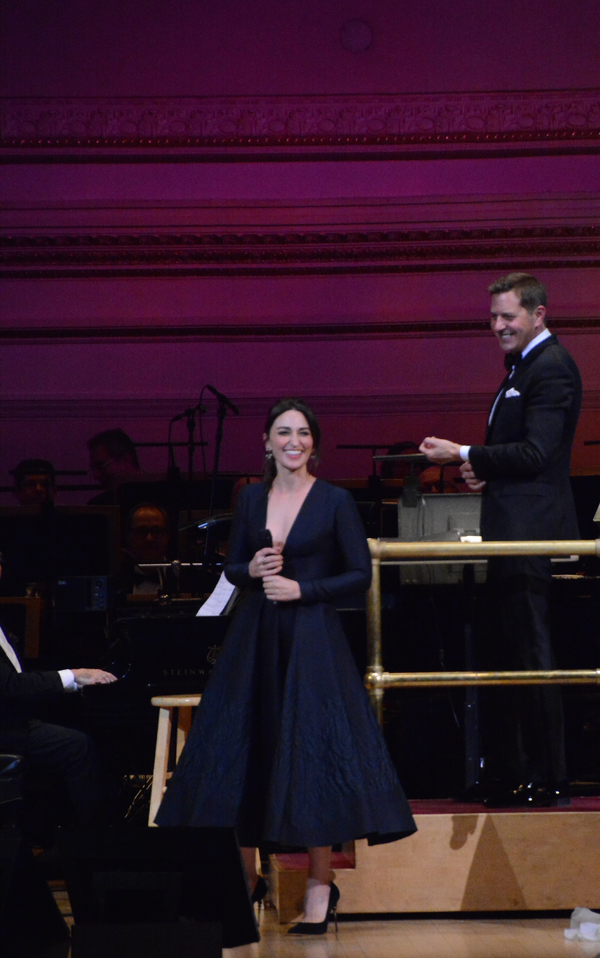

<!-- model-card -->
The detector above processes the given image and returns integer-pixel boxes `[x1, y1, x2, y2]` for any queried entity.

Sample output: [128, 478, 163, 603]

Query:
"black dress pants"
[24, 720, 108, 827]
[479, 556, 566, 787]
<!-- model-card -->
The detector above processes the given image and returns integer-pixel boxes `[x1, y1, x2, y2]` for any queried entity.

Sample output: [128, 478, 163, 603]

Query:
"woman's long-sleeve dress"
[155, 479, 416, 848]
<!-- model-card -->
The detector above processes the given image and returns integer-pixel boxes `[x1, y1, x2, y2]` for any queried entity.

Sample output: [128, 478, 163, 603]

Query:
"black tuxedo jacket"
[0, 641, 63, 752]
[468, 334, 582, 542]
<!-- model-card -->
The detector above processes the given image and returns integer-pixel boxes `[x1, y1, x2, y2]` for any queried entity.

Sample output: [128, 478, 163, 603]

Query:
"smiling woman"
[155, 397, 416, 936]
[260, 399, 320, 549]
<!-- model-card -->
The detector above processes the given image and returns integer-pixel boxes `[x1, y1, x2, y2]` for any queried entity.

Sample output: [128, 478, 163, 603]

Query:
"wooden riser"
[270, 811, 600, 921]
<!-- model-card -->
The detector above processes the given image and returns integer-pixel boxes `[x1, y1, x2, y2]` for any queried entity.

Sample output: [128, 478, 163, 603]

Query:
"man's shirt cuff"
[59, 669, 77, 690]
[459, 445, 471, 461]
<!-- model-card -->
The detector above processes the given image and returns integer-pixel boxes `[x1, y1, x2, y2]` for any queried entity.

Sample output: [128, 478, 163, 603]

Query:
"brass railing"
[365, 537, 600, 722]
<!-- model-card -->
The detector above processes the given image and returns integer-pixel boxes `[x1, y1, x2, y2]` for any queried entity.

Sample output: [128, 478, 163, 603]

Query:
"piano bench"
[148, 694, 201, 826]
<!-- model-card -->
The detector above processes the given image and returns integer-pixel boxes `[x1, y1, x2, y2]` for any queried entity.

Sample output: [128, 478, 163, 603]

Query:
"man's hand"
[71, 668, 118, 688]
[460, 461, 487, 492]
[419, 437, 462, 465]
[262, 575, 301, 602]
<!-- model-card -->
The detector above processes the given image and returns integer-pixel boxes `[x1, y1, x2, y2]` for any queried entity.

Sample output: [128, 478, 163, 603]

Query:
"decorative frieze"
[1, 91, 599, 156]
[1, 391, 599, 422]
[1, 317, 598, 344]
[1, 224, 598, 278]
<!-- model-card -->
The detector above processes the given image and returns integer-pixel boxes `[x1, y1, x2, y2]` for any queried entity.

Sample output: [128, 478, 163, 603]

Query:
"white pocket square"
[505, 387, 521, 398]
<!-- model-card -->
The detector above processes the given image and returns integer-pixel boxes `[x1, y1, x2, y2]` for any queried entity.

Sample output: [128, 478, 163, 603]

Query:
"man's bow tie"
[504, 352, 522, 371]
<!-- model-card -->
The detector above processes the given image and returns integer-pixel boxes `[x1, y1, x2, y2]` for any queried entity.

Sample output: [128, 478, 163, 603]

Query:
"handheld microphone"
[259, 529, 273, 549]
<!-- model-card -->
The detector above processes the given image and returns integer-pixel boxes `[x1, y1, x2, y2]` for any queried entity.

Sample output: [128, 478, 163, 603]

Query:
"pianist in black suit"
[0, 620, 117, 830]
[420, 272, 582, 807]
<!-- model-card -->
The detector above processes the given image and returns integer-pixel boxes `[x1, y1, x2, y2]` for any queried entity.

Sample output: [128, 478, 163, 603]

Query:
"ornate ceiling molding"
[2, 392, 599, 421]
[2, 317, 599, 344]
[1, 91, 599, 159]
[1, 224, 599, 278]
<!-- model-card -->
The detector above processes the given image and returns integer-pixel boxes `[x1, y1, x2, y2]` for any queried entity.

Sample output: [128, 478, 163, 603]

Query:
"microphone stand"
[169, 402, 206, 524]
[206, 386, 238, 524]
[185, 407, 196, 523]
[204, 388, 238, 573]
[206, 398, 227, 552]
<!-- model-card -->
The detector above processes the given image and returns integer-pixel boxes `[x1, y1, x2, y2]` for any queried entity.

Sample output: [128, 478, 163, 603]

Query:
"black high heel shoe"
[251, 875, 268, 906]
[287, 882, 340, 935]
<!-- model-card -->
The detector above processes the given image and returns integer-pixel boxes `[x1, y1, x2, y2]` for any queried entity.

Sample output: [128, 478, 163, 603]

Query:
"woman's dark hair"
[263, 398, 321, 485]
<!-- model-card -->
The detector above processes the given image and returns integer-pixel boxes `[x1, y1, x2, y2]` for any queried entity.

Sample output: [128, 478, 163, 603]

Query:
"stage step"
[269, 800, 600, 921]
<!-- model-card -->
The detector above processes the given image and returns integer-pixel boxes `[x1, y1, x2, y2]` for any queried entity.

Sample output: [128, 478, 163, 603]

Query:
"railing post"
[366, 540, 384, 723]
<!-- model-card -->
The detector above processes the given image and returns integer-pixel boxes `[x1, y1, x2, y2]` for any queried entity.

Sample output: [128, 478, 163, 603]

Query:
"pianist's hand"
[249, 545, 284, 579]
[72, 668, 118, 688]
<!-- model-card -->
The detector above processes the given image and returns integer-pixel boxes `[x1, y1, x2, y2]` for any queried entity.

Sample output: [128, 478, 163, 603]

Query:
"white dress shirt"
[0, 624, 75, 688]
[460, 328, 552, 461]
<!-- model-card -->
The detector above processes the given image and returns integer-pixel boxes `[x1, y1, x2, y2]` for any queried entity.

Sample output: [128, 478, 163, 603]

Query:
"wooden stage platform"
[270, 798, 600, 921]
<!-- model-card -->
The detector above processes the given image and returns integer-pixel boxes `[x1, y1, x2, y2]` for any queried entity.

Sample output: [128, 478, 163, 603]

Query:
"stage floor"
[253, 909, 594, 958]
[53, 884, 591, 958]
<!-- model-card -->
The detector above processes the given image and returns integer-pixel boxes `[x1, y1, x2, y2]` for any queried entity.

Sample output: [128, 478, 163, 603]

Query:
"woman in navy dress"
[156, 398, 416, 933]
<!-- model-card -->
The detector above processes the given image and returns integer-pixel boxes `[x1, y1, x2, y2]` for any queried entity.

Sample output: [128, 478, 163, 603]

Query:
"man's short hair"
[14, 458, 56, 488]
[87, 428, 140, 468]
[126, 502, 171, 532]
[488, 272, 547, 312]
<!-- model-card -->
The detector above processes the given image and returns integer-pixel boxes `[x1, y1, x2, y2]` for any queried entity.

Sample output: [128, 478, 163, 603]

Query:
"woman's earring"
[310, 452, 317, 460]
[265, 449, 274, 460]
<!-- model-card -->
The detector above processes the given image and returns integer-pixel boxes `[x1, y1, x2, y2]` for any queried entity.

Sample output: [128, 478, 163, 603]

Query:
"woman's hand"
[248, 545, 284, 579]
[262, 575, 301, 602]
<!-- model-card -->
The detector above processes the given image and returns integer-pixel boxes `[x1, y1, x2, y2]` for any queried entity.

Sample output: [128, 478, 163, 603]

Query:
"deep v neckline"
[264, 478, 318, 548]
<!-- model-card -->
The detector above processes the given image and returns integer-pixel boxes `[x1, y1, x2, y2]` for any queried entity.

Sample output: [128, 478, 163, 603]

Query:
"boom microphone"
[205, 385, 240, 415]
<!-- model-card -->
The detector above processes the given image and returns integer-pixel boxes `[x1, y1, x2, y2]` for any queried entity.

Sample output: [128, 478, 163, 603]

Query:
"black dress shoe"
[534, 782, 571, 807]
[484, 781, 571, 808]
[484, 783, 528, 808]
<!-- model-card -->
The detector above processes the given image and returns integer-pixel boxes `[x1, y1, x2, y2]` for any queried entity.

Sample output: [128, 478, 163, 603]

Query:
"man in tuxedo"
[0, 621, 117, 829]
[420, 273, 582, 806]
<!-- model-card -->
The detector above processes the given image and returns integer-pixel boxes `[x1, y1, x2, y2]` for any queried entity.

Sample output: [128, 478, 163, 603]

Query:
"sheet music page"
[196, 571, 237, 616]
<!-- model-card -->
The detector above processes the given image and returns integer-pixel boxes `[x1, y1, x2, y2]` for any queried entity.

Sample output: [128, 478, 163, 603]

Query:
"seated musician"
[0, 621, 117, 839]
[120, 502, 172, 596]
[13, 459, 57, 506]
[87, 427, 143, 505]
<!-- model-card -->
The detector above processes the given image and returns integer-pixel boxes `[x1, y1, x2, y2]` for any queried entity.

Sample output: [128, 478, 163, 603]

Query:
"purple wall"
[2, 0, 599, 96]
[1, 1, 599, 502]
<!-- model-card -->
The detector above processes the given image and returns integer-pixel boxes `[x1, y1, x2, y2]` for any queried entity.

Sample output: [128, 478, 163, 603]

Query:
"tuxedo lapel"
[486, 334, 558, 441]
[486, 373, 512, 440]
[0, 627, 22, 672]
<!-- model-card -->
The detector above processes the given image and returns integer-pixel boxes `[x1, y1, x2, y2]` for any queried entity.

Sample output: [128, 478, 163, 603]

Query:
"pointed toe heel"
[287, 882, 340, 936]
[251, 875, 268, 906]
